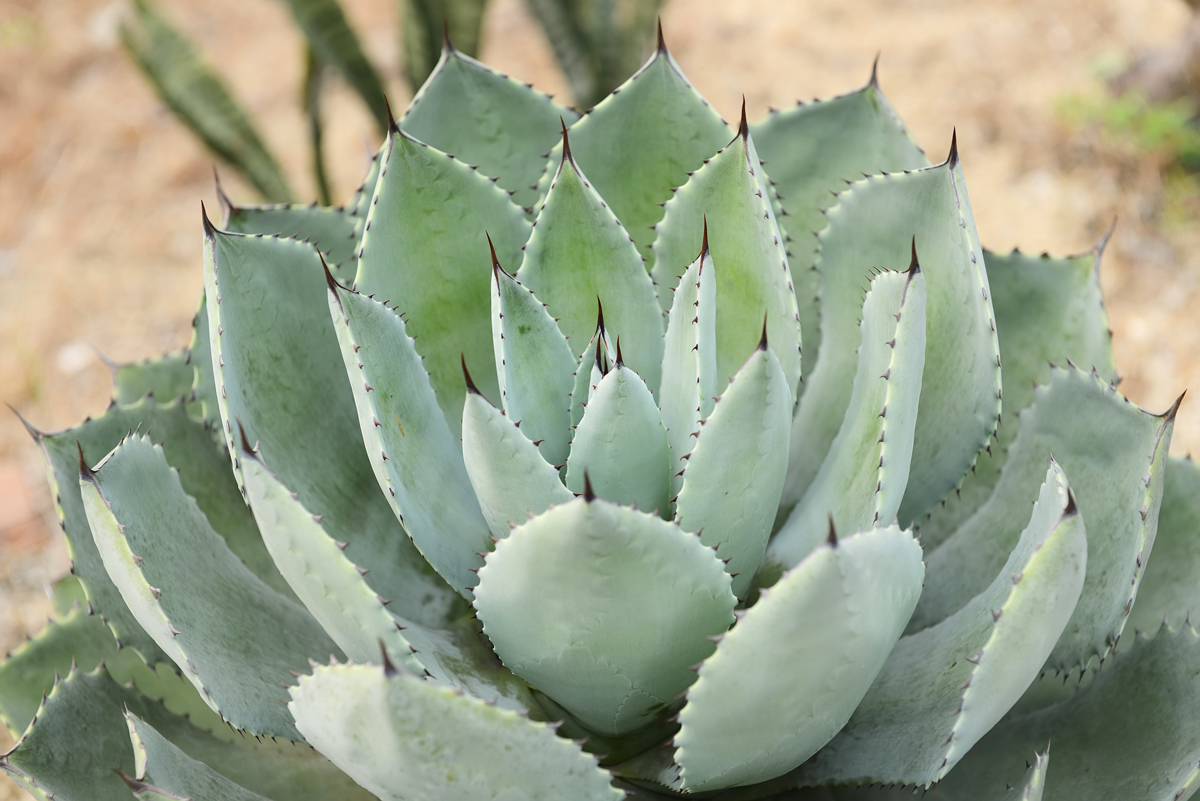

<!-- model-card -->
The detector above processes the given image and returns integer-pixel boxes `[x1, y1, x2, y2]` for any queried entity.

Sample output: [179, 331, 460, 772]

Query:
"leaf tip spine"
[946, 128, 959, 168]
[462, 354, 482, 396]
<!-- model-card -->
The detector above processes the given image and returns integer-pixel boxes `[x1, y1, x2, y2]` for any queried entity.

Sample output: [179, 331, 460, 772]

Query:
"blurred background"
[1, 0, 1198, 794]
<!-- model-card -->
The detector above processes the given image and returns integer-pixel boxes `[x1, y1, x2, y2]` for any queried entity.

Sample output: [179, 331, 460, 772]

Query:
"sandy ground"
[0, 0, 1197, 795]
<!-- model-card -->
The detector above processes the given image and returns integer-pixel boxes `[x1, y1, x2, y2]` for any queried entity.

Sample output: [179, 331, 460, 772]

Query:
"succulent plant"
[6, 26, 1200, 801]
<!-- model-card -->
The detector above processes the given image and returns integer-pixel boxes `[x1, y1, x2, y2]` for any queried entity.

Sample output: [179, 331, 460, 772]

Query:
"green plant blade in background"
[401, 0, 488, 92]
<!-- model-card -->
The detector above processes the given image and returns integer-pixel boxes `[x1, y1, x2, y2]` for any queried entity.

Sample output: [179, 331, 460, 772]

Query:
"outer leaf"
[474, 497, 736, 736]
[290, 663, 624, 801]
[795, 464, 1084, 787]
[673, 525, 924, 792]
[675, 341, 792, 599]
[127, 714, 268, 801]
[517, 134, 664, 392]
[327, 279, 491, 596]
[120, 0, 290, 201]
[402, 46, 581, 210]
[80, 435, 340, 738]
[650, 118, 802, 399]
[1129, 456, 1200, 633]
[768, 266, 926, 572]
[354, 126, 531, 431]
[110, 350, 194, 406]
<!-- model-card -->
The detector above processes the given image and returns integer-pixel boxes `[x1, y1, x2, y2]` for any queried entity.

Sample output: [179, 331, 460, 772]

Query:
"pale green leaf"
[1129, 455, 1200, 633]
[220, 199, 359, 281]
[127, 714, 269, 801]
[110, 350, 194, 407]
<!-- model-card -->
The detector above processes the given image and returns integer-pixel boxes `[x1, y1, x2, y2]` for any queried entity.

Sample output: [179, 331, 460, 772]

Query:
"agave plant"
[5, 26, 1200, 801]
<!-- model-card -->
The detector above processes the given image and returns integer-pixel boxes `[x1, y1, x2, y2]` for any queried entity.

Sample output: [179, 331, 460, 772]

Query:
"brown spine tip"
[8, 404, 44, 442]
[908, 235, 921, 276]
[1164, 390, 1186, 423]
[77, 441, 95, 483]
[595, 297, 606, 338]
[442, 19, 456, 53]
[615, 336, 624, 368]
[213, 166, 235, 220]
[827, 515, 838, 547]
[384, 95, 399, 134]
[1063, 488, 1079, 517]
[486, 232, 507, 277]
[699, 215, 710, 263]
[237, 421, 257, 456]
[737, 96, 749, 140]
[201, 200, 218, 240]
[656, 18, 667, 53]
[113, 770, 148, 792]
[946, 128, 959, 168]
[380, 640, 399, 678]
[583, 470, 596, 502]
[869, 52, 881, 88]
[758, 312, 769, 351]
[462, 355, 481, 396]
[560, 116, 572, 163]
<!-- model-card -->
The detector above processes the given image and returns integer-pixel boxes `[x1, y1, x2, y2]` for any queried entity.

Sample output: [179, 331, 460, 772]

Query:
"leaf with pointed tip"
[917, 245, 1118, 552]
[474, 497, 736, 736]
[537, 49, 732, 267]
[675, 345, 791, 599]
[517, 144, 663, 392]
[1129, 456, 1200, 634]
[569, 317, 614, 430]
[1020, 746, 1050, 801]
[751, 82, 929, 388]
[914, 367, 1172, 671]
[651, 127, 801, 399]
[326, 281, 491, 597]
[462, 391, 574, 538]
[400, 0, 487, 93]
[674, 525, 923, 792]
[402, 48, 581, 210]
[659, 247, 718, 503]
[290, 664, 623, 800]
[566, 364, 670, 516]
[491, 265, 578, 467]
[782, 154, 998, 527]
[127, 714, 269, 801]
[204, 226, 458, 623]
[795, 464, 1084, 787]
[111, 350, 194, 406]
[221, 203, 359, 282]
[80, 435, 340, 738]
[768, 269, 926, 571]
[354, 128, 531, 432]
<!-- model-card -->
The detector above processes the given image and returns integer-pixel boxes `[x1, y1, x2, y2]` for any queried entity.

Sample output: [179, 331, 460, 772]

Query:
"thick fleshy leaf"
[327, 278, 491, 596]
[651, 120, 802, 399]
[290, 663, 624, 801]
[127, 714, 268, 801]
[110, 350, 194, 406]
[491, 262, 578, 467]
[220, 198, 359, 281]
[782, 147, 999, 527]
[914, 367, 1174, 671]
[675, 342, 792, 599]
[186, 293, 222, 428]
[474, 497, 736, 736]
[795, 464, 1085, 787]
[565, 363, 670, 516]
[80, 435, 340, 738]
[517, 136, 663, 392]
[1129, 456, 1200, 633]
[353, 126, 531, 430]
[204, 223, 458, 622]
[673, 525, 924, 792]
[768, 266, 926, 572]
[402, 47, 580, 210]
[537, 46, 732, 267]
[751, 79, 929, 387]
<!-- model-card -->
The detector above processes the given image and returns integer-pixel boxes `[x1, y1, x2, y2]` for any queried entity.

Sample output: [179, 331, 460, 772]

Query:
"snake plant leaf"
[1128, 456, 1200, 633]
[795, 464, 1085, 787]
[750, 77, 929, 387]
[569, 308, 615, 429]
[80, 435, 341, 738]
[768, 265, 926, 572]
[491, 259, 579, 467]
[651, 112, 802, 400]
[565, 362, 670, 516]
[783, 144, 999, 528]
[918, 243, 1118, 552]
[474, 497, 736, 736]
[110, 350, 194, 406]
[675, 340, 792, 599]
[401, 0, 488, 93]
[462, 389, 574, 538]
[127, 714, 269, 801]
[354, 126, 532, 431]
[402, 45, 581, 211]
[220, 197, 359, 281]
[278, 0, 388, 132]
[517, 130, 664, 392]
[204, 222, 459, 620]
[290, 663, 624, 801]
[674, 525, 924, 791]
[913, 367, 1174, 672]
[538, 44, 733, 267]
[119, 0, 290, 202]
[659, 241, 718, 503]
[327, 278, 492, 596]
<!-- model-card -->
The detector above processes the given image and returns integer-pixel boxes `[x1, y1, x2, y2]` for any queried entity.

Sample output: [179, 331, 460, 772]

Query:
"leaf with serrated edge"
[327, 279, 491, 597]
[565, 363, 670, 516]
[491, 261, 578, 467]
[517, 132, 663, 393]
[768, 267, 925, 571]
[474, 497, 736, 736]
[675, 525, 923, 792]
[127, 713, 269, 801]
[353, 126, 531, 431]
[221, 202, 359, 282]
[81, 435, 340, 738]
[111, 350, 194, 406]
[204, 224, 458, 624]
[782, 148, 998, 528]
[913, 367, 1173, 671]
[795, 463, 1084, 787]
[401, 47, 580, 211]
[675, 342, 791, 599]
[1129, 456, 1200, 633]
[650, 119, 801, 400]
[347, 147, 381, 242]
[290, 663, 624, 801]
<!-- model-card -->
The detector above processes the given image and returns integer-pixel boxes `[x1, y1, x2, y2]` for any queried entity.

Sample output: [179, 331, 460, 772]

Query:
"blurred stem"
[303, 46, 334, 207]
